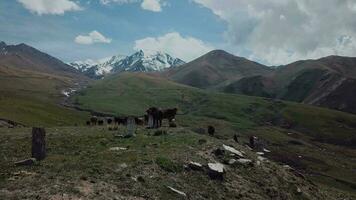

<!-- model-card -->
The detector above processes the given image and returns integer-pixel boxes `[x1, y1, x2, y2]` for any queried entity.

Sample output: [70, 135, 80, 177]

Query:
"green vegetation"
[1, 126, 352, 199]
[71, 72, 356, 196]
[0, 67, 89, 126]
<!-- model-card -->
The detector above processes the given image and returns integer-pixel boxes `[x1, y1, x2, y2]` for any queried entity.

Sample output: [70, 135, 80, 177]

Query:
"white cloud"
[141, 0, 162, 12]
[193, 0, 356, 65]
[134, 32, 213, 61]
[17, 0, 82, 15]
[99, 0, 138, 5]
[99, 0, 163, 12]
[75, 31, 112, 45]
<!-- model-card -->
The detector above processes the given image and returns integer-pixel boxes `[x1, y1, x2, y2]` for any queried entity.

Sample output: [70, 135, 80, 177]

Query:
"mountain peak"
[69, 50, 185, 78]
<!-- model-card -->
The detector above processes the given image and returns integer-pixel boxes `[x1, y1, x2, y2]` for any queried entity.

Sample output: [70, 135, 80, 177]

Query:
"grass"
[0, 66, 90, 126]
[0, 126, 351, 199]
[71, 72, 356, 196]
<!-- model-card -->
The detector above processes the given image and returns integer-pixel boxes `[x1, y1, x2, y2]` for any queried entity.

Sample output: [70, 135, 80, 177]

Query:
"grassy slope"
[0, 126, 351, 199]
[73, 72, 356, 195]
[0, 66, 89, 126]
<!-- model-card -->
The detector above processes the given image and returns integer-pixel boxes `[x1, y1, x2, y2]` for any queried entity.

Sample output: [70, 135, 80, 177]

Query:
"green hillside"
[72, 72, 356, 195]
[0, 66, 89, 126]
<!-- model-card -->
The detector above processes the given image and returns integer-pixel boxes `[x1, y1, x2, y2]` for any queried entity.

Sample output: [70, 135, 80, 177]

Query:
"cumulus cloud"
[17, 0, 82, 15]
[75, 31, 112, 45]
[134, 32, 213, 61]
[193, 0, 356, 65]
[100, 0, 163, 12]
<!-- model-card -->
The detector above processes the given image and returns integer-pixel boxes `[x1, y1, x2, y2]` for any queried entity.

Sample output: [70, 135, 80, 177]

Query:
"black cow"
[90, 116, 98, 126]
[106, 117, 113, 125]
[146, 107, 162, 128]
[98, 119, 104, 126]
[114, 117, 127, 125]
[162, 108, 178, 122]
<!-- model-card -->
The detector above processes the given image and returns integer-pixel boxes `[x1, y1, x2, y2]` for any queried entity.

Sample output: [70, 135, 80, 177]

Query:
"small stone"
[188, 162, 203, 171]
[110, 147, 127, 151]
[257, 156, 267, 161]
[263, 148, 271, 153]
[297, 187, 302, 194]
[237, 159, 252, 164]
[256, 152, 265, 155]
[14, 158, 36, 166]
[167, 186, 187, 197]
[228, 159, 236, 165]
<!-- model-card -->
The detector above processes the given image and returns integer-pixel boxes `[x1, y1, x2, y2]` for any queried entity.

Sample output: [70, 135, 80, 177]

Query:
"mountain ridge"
[165, 49, 356, 114]
[69, 50, 185, 78]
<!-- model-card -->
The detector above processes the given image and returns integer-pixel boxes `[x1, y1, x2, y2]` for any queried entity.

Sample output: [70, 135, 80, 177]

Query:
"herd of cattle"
[86, 107, 178, 129]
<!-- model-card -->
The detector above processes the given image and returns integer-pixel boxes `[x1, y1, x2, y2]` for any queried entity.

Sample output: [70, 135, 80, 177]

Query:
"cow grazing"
[208, 126, 215, 136]
[135, 117, 144, 126]
[162, 108, 178, 122]
[114, 117, 127, 126]
[98, 119, 104, 126]
[90, 116, 98, 126]
[86, 121, 91, 126]
[146, 107, 162, 128]
[106, 117, 113, 125]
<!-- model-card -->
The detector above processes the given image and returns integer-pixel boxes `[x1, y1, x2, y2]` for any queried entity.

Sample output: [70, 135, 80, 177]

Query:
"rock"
[256, 152, 265, 155]
[237, 159, 253, 164]
[110, 147, 127, 151]
[167, 186, 187, 197]
[257, 156, 267, 161]
[222, 144, 244, 157]
[188, 162, 203, 171]
[208, 163, 224, 180]
[14, 158, 36, 166]
[263, 148, 271, 153]
[228, 159, 236, 165]
[256, 160, 261, 166]
[296, 187, 302, 194]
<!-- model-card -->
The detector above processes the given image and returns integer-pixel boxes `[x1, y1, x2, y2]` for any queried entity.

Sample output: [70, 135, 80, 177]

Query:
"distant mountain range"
[165, 50, 356, 114]
[1, 41, 355, 115]
[69, 50, 185, 78]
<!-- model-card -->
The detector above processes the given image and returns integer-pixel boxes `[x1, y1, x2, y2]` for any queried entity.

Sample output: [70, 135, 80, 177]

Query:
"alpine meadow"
[1, 1, 356, 199]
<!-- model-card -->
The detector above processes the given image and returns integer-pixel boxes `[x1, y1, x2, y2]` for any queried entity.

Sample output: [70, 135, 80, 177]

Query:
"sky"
[1, 0, 356, 65]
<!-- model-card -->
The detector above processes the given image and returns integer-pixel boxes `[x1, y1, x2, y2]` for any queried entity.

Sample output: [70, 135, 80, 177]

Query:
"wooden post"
[148, 114, 154, 129]
[126, 117, 136, 137]
[32, 127, 46, 161]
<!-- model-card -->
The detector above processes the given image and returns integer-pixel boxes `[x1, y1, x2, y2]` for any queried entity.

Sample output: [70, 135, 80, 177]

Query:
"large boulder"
[208, 163, 224, 180]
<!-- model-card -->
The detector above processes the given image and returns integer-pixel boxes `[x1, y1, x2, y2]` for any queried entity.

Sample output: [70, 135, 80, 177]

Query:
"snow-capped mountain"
[69, 50, 185, 78]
